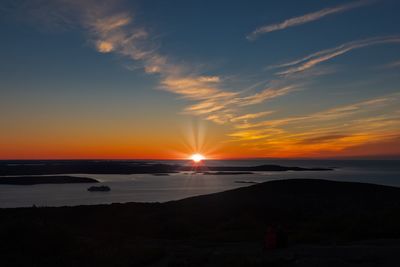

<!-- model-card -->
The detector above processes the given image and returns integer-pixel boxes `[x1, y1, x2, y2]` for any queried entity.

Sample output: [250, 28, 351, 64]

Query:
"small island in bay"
[0, 176, 99, 185]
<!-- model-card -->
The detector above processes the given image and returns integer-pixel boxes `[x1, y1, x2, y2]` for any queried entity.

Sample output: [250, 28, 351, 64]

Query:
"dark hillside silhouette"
[2, 179, 400, 266]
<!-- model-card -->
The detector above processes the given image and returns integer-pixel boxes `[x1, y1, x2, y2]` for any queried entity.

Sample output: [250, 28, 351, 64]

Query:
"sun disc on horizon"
[190, 153, 205, 163]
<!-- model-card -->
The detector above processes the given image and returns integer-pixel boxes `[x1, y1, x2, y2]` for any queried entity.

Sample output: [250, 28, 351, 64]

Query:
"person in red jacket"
[265, 226, 277, 250]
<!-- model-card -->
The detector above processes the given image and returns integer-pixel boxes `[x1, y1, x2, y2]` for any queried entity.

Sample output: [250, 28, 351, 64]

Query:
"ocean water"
[0, 160, 399, 208]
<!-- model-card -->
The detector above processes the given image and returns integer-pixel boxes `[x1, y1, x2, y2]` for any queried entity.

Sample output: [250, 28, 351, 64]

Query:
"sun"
[190, 153, 205, 163]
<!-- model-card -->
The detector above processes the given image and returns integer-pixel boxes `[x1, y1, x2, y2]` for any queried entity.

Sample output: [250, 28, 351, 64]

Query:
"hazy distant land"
[0, 160, 332, 176]
[0, 176, 98, 185]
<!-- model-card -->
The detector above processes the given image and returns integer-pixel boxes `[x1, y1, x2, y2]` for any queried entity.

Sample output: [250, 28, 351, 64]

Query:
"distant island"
[201, 171, 254, 175]
[189, 165, 331, 172]
[0, 176, 99, 185]
[0, 160, 332, 176]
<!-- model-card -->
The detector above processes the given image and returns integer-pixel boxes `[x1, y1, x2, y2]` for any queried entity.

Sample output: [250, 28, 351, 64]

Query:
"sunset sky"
[0, 0, 399, 159]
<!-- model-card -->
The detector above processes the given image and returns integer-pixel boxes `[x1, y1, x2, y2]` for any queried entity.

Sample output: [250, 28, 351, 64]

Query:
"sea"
[0, 159, 399, 208]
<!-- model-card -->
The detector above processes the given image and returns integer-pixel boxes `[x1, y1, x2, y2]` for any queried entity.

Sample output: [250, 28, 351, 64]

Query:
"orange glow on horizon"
[0, 119, 399, 160]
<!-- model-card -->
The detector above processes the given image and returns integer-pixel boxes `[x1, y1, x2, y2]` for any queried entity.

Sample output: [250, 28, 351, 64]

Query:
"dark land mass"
[201, 171, 254, 175]
[0, 160, 331, 175]
[2, 179, 400, 266]
[0, 160, 179, 175]
[189, 165, 330, 172]
[0, 176, 99, 185]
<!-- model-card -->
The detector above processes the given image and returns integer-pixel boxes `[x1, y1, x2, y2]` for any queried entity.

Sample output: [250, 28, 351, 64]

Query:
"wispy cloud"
[230, 111, 274, 123]
[274, 36, 400, 75]
[230, 120, 400, 157]
[161, 76, 228, 100]
[28, 0, 297, 126]
[247, 0, 374, 40]
[296, 134, 349, 144]
[183, 85, 297, 124]
[228, 128, 283, 141]
[381, 60, 400, 69]
[235, 86, 296, 106]
[228, 93, 400, 156]
[235, 95, 395, 129]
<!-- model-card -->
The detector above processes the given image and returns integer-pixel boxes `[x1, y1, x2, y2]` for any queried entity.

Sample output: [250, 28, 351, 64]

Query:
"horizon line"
[1, 155, 399, 161]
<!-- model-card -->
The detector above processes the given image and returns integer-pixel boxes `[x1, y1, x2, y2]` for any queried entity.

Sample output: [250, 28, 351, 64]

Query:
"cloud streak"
[381, 60, 400, 69]
[183, 85, 297, 124]
[230, 111, 274, 123]
[236, 86, 296, 106]
[275, 36, 400, 75]
[235, 95, 395, 129]
[247, 0, 374, 40]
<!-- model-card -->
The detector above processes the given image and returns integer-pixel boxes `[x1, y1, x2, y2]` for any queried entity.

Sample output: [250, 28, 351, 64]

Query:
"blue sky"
[0, 0, 399, 159]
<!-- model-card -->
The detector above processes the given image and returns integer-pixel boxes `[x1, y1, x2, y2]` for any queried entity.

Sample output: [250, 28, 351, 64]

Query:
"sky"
[0, 0, 399, 159]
